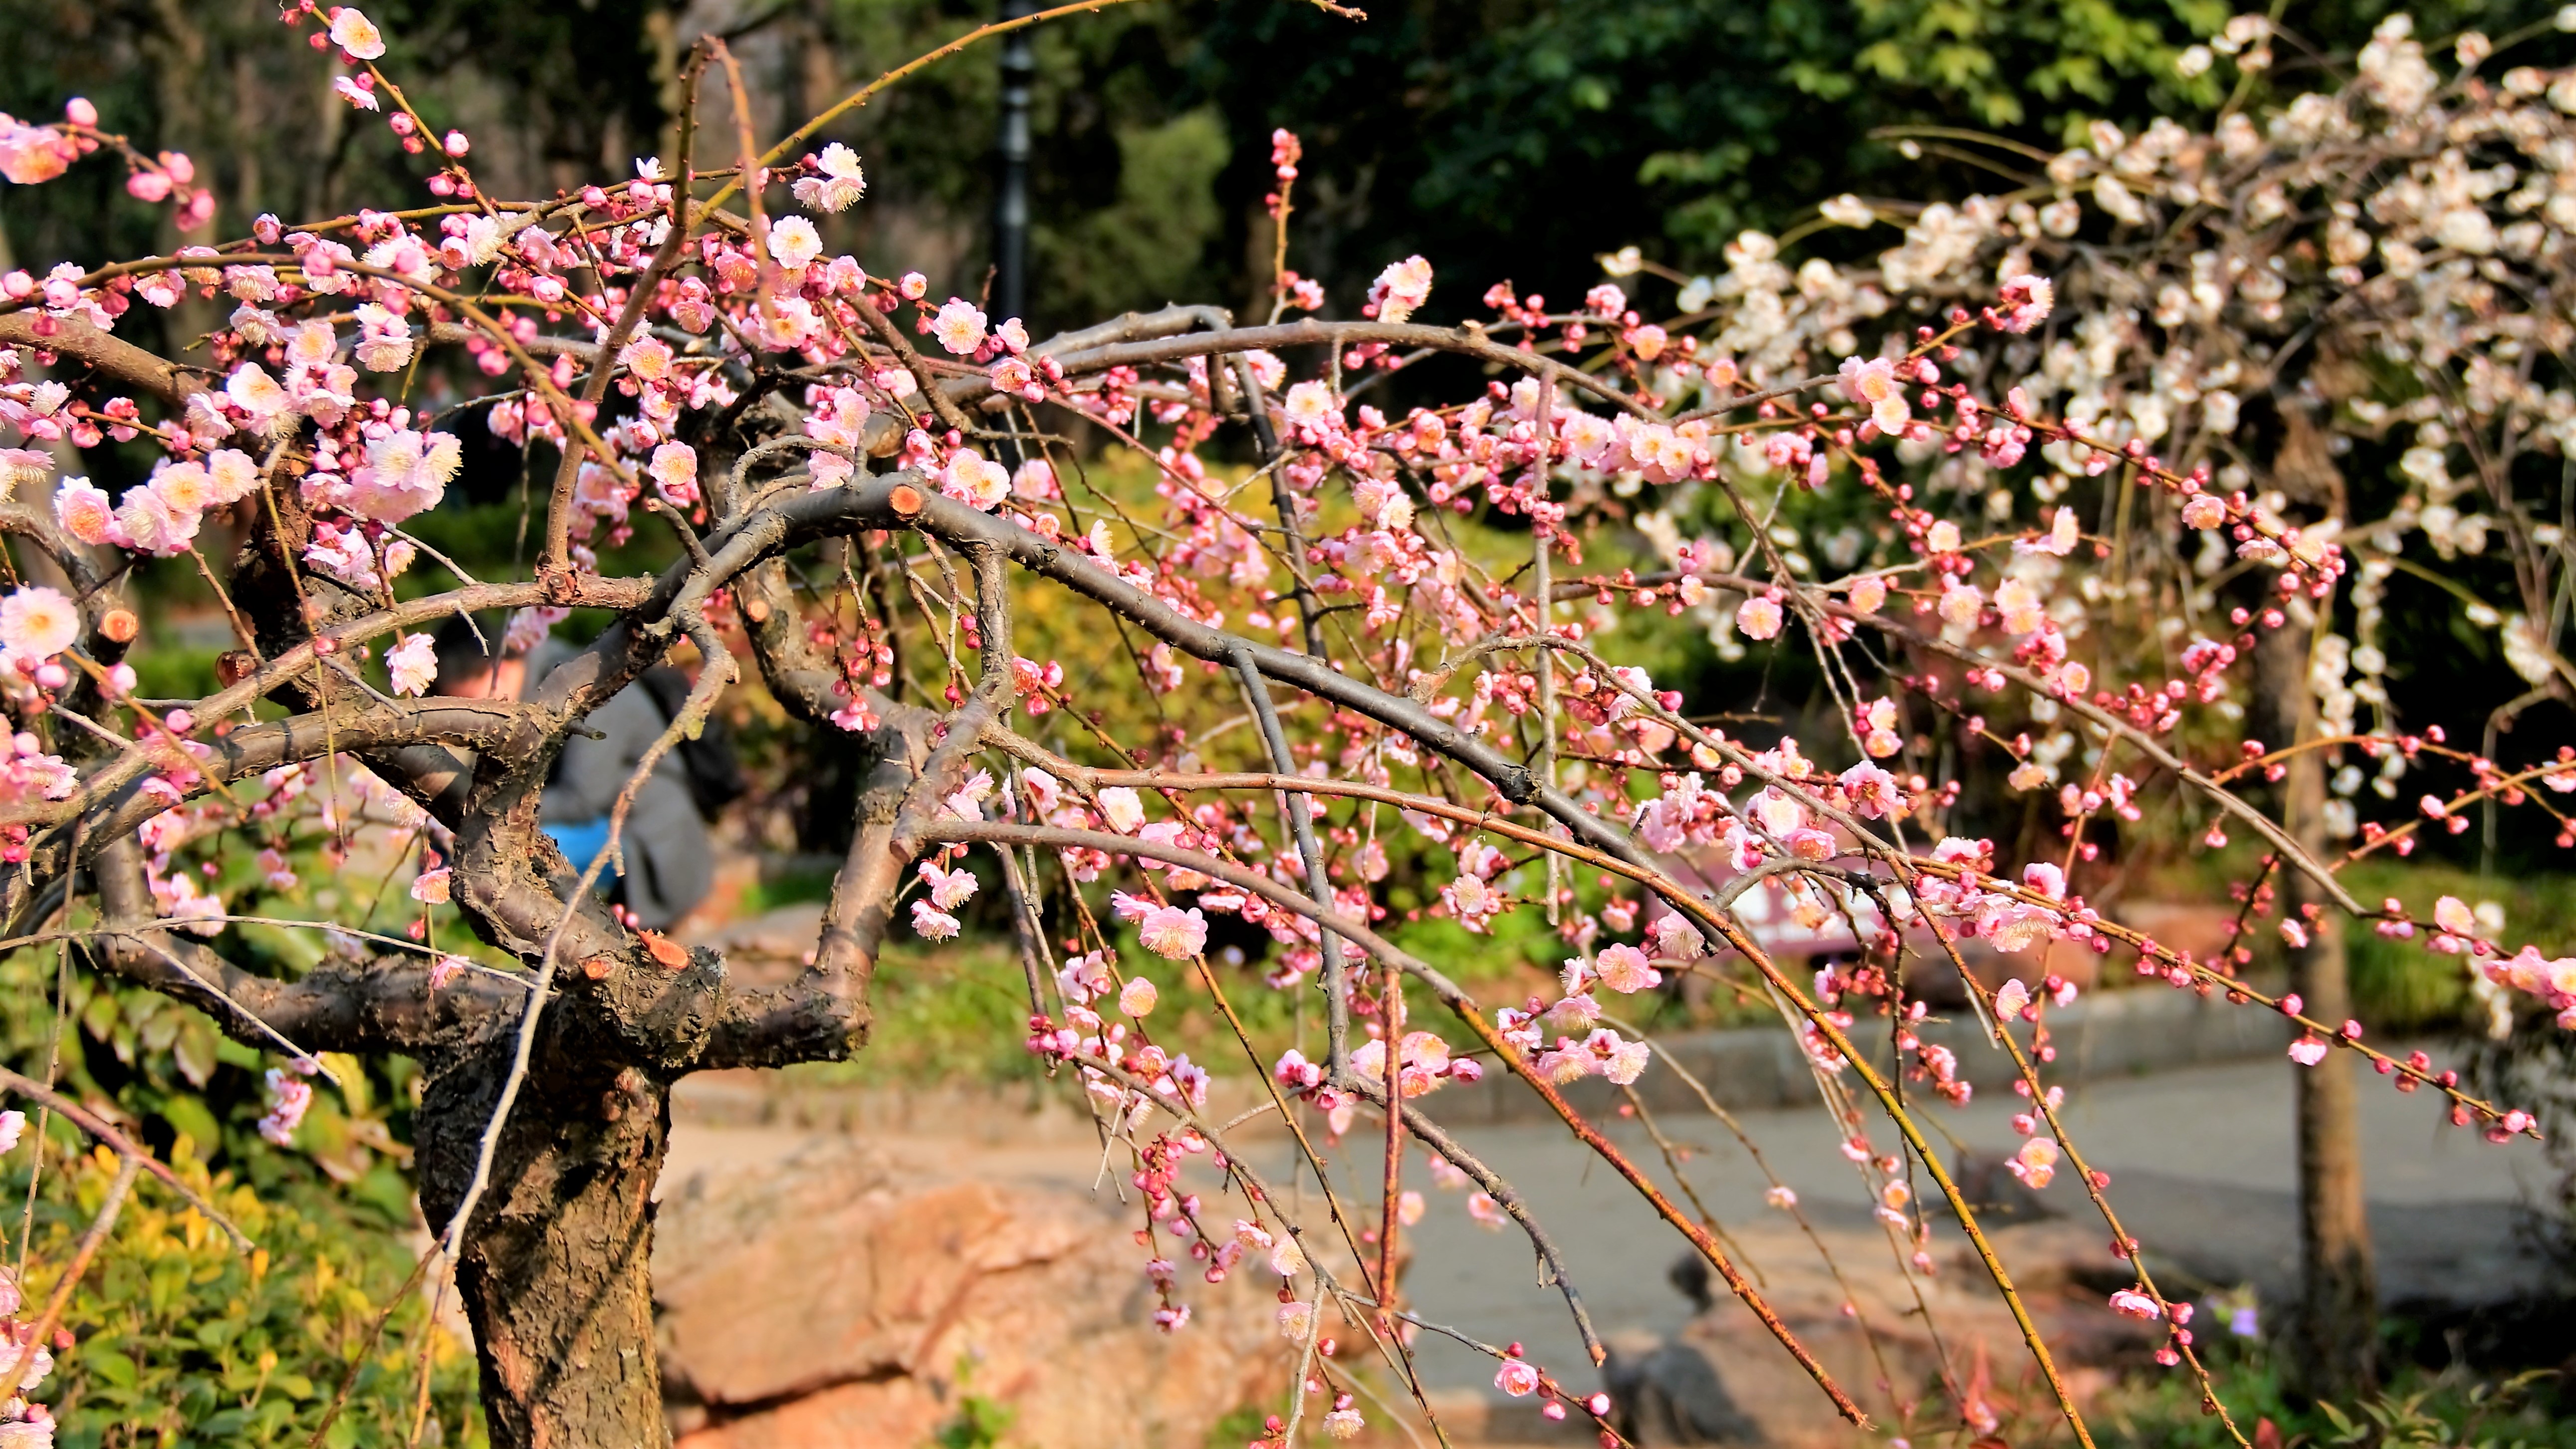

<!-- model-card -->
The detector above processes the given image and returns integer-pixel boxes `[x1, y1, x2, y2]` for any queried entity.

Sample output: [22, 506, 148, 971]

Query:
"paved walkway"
[1387, 1051, 2541, 1402]
[662, 1044, 2550, 1419]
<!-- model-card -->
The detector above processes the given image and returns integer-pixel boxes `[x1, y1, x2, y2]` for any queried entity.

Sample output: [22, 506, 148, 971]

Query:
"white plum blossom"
[1098, 786, 1146, 833]
[766, 215, 823, 271]
[345, 428, 461, 523]
[386, 633, 436, 696]
[794, 143, 868, 213]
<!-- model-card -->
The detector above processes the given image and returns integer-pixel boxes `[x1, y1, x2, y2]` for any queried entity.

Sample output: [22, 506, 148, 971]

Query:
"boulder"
[1602, 1329, 1761, 1446]
[1603, 1218, 2161, 1448]
[654, 1141, 1287, 1448]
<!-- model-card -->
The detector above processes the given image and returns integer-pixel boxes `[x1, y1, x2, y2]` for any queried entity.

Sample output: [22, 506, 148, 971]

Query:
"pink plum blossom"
[1837, 354, 1911, 433]
[1098, 787, 1146, 833]
[1119, 975, 1160, 1016]
[1594, 944, 1661, 993]
[911, 900, 961, 940]
[1736, 592, 1784, 640]
[765, 216, 823, 271]
[918, 860, 978, 910]
[1997, 274, 2055, 332]
[0, 586, 79, 665]
[329, 6, 387, 60]
[648, 442, 700, 505]
[1140, 906, 1207, 959]
[1369, 254, 1433, 323]
[257, 1066, 313, 1145]
[2006, 1136, 2058, 1189]
[932, 298, 988, 356]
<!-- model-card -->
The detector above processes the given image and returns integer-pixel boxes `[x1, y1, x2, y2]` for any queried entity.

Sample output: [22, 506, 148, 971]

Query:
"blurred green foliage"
[0, 692, 525, 1445]
[1, 927, 485, 1446]
[13, 1142, 483, 1449]
[2337, 861, 2576, 1034]
[8, 0, 2570, 335]
[2092, 1332, 2576, 1449]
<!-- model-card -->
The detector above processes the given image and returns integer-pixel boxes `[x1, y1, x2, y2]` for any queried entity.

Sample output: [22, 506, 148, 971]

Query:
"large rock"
[654, 1141, 1287, 1448]
[1601, 1214, 2161, 1448]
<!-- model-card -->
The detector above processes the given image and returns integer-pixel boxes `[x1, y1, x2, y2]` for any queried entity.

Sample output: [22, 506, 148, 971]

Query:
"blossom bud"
[443, 130, 469, 157]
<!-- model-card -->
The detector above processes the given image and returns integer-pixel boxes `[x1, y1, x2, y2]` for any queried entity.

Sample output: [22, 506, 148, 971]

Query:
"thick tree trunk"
[2263, 627, 2379, 1401]
[417, 1028, 673, 1449]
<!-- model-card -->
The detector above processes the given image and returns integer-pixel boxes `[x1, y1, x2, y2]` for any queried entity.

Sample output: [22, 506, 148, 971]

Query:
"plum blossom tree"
[0, 4, 2572, 1448]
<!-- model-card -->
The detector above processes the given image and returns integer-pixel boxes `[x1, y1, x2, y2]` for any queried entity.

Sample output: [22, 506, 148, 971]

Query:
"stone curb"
[672, 985, 2294, 1138]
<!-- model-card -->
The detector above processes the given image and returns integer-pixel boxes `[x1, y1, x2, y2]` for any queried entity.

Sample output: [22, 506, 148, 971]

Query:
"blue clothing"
[519, 641, 711, 926]
[544, 818, 618, 879]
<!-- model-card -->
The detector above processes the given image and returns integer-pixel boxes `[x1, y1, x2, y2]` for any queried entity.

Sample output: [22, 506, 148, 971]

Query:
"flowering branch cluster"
[0, 5, 2571, 1447]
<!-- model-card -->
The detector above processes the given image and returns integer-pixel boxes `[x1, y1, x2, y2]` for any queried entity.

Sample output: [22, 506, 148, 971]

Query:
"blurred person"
[430, 615, 721, 930]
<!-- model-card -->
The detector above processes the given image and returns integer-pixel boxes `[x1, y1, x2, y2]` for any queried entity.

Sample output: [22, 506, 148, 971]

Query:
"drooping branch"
[1683, 568, 2368, 915]
[921, 816, 1869, 1423]
[1231, 646, 1353, 1076]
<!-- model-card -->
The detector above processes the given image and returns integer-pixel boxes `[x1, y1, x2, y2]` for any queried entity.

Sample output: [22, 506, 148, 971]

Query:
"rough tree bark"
[414, 1028, 672, 1449]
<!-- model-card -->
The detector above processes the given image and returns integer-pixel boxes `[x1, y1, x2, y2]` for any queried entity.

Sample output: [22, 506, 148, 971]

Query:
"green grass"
[2340, 861, 2576, 1034]
[730, 859, 841, 918]
[2089, 1339, 2576, 1449]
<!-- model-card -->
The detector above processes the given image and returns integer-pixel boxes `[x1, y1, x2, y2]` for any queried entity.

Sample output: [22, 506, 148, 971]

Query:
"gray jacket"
[523, 641, 713, 929]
